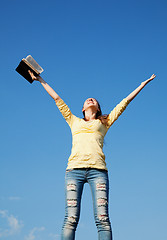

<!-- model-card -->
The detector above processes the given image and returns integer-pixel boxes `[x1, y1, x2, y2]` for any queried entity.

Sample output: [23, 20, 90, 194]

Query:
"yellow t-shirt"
[56, 98, 130, 170]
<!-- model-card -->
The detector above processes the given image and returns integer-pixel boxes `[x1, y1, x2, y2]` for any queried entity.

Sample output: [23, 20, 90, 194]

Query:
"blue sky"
[0, 0, 167, 239]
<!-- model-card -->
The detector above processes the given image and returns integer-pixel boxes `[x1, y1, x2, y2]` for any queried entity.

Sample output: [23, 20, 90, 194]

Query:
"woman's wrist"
[38, 76, 45, 84]
[141, 80, 148, 87]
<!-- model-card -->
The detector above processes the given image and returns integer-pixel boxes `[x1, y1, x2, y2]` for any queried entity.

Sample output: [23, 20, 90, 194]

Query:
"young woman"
[28, 71, 156, 240]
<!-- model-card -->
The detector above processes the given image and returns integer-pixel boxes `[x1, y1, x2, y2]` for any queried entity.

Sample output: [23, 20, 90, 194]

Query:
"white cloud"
[8, 196, 21, 201]
[0, 196, 21, 201]
[0, 210, 6, 217]
[24, 227, 45, 240]
[0, 210, 59, 240]
[49, 233, 60, 240]
[0, 210, 23, 238]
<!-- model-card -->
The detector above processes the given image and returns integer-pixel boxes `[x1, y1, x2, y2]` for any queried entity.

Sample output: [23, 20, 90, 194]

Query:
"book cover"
[16, 55, 44, 83]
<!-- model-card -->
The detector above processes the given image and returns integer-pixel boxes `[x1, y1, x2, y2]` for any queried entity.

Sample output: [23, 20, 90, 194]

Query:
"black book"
[16, 55, 44, 83]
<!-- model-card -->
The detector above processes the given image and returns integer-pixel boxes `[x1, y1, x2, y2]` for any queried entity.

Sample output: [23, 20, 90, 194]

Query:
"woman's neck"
[84, 108, 97, 121]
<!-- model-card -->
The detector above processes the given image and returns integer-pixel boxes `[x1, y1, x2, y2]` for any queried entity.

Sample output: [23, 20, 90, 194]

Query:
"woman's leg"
[61, 169, 86, 240]
[87, 169, 112, 240]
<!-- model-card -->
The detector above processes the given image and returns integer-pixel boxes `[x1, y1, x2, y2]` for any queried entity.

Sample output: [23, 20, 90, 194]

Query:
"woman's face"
[82, 98, 99, 112]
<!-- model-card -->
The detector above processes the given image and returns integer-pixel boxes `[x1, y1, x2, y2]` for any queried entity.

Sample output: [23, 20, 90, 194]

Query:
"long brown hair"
[83, 99, 109, 126]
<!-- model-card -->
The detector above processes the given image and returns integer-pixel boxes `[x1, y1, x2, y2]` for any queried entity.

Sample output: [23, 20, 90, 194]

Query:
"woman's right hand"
[28, 70, 42, 81]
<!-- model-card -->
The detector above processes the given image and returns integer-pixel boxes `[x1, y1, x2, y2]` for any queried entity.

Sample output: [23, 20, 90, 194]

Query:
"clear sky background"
[0, 0, 167, 239]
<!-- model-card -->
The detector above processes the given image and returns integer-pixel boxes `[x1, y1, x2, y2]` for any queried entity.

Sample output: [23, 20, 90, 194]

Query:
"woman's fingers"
[141, 74, 156, 86]
[28, 70, 38, 80]
[150, 74, 156, 80]
[28, 70, 34, 78]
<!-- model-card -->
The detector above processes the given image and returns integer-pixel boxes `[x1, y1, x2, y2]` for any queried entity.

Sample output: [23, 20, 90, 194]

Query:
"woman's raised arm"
[28, 70, 61, 102]
[126, 74, 156, 102]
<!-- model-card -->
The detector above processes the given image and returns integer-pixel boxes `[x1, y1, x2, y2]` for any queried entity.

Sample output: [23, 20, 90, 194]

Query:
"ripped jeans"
[61, 168, 112, 240]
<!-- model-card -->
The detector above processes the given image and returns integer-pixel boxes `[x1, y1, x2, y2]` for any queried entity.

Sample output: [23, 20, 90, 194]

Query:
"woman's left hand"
[28, 70, 43, 82]
[141, 74, 156, 87]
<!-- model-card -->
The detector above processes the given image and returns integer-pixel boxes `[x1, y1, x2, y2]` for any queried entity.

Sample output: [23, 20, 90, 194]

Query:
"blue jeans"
[61, 168, 112, 240]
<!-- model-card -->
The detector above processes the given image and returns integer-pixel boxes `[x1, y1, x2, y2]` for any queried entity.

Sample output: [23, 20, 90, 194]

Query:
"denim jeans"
[61, 168, 112, 240]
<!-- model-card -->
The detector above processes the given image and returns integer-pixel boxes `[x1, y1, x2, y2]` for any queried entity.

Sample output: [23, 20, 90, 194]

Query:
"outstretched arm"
[126, 74, 156, 102]
[28, 70, 75, 127]
[28, 70, 61, 102]
[106, 74, 156, 128]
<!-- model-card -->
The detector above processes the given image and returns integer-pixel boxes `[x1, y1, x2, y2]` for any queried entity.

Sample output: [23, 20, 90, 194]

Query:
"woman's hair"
[83, 99, 109, 126]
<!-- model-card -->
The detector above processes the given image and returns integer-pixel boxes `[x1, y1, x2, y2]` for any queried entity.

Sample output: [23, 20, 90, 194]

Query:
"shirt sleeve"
[106, 98, 130, 128]
[55, 99, 75, 128]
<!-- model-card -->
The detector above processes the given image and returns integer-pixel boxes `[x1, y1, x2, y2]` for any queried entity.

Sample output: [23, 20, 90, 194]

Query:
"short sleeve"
[106, 98, 130, 128]
[55, 99, 75, 127]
